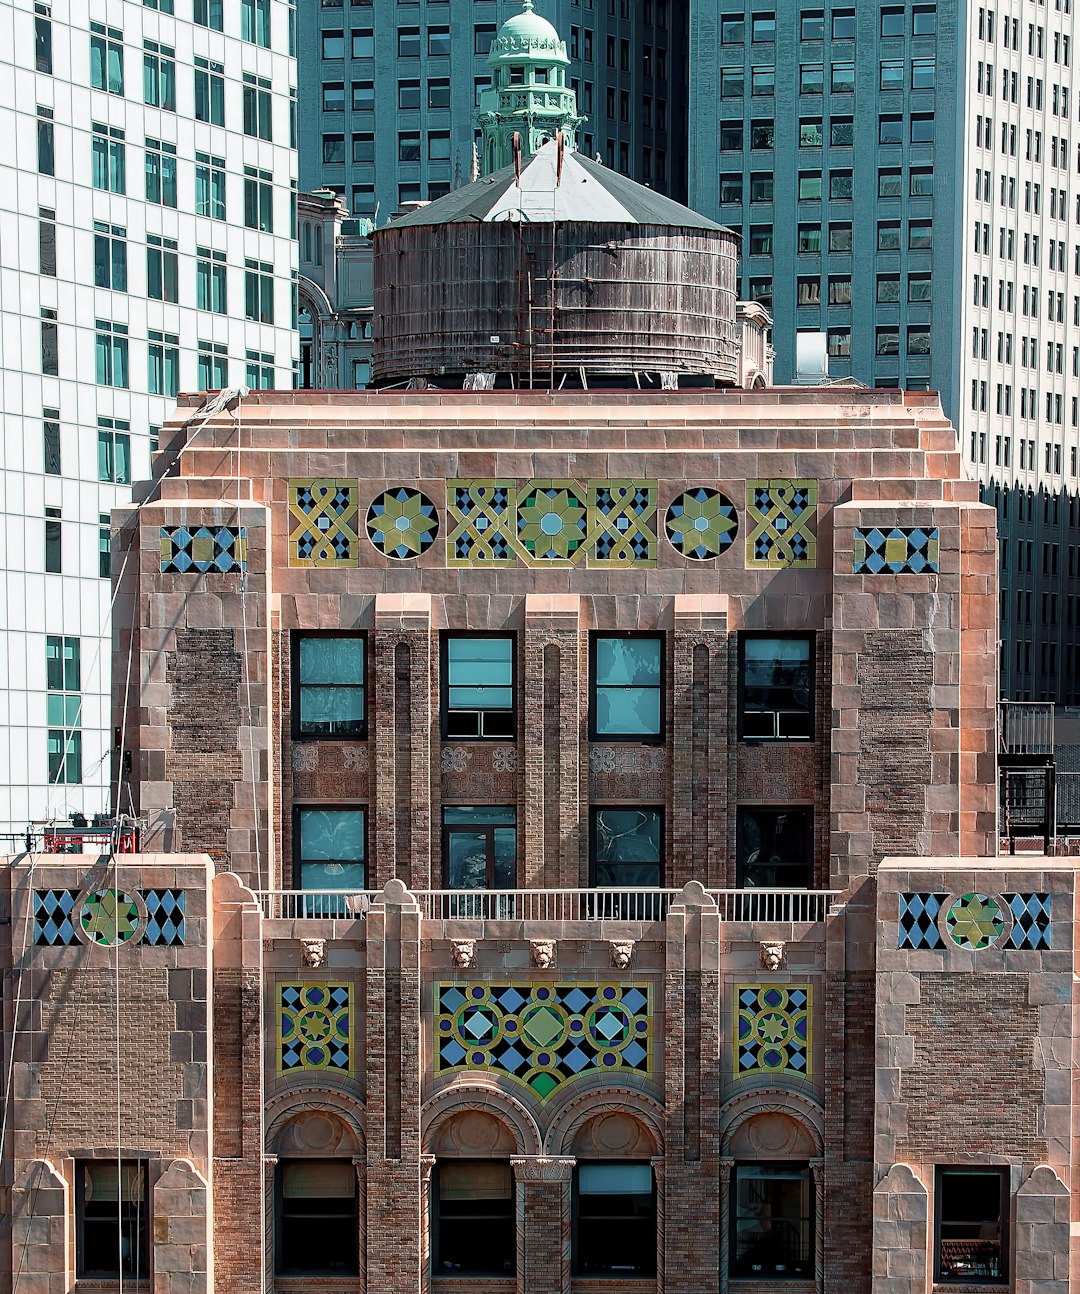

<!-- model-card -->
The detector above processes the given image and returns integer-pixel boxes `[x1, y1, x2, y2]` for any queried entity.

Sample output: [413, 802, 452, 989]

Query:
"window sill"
[572, 1280, 657, 1291]
[275, 1278, 361, 1289]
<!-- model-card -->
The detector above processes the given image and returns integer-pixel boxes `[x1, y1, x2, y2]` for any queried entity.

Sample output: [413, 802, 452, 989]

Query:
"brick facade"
[2, 389, 1072, 1290]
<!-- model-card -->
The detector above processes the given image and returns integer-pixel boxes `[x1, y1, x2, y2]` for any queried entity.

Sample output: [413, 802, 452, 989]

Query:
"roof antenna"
[513, 131, 522, 186]
[556, 130, 564, 186]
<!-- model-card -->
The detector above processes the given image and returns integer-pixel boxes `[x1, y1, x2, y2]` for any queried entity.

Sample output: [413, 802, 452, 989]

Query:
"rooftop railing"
[999, 701, 1054, 756]
[254, 887, 840, 925]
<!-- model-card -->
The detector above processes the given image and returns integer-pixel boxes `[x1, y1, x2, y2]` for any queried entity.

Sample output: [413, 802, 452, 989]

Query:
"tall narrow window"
[590, 634, 663, 739]
[40, 308, 58, 375]
[147, 234, 179, 302]
[76, 1161, 147, 1278]
[145, 138, 177, 207]
[242, 72, 273, 139]
[43, 408, 61, 475]
[47, 634, 81, 783]
[148, 331, 179, 397]
[276, 1161, 357, 1275]
[197, 341, 228, 391]
[739, 635, 813, 739]
[731, 1163, 814, 1277]
[36, 4, 52, 72]
[935, 1169, 1007, 1281]
[95, 320, 129, 388]
[99, 514, 111, 578]
[244, 259, 275, 323]
[44, 507, 61, 573]
[244, 167, 273, 231]
[37, 106, 54, 175]
[194, 0, 223, 27]
[92, 123, 126, 193]
[443, 806, 517, 891]
[39, 207, 56, 276]
[242, 0, 271, 46]
[434, 1162, 515, 1277]
[194, 57, 225, 124]
[195, 153, 226, 219]
[143, 40, 176, 109]
[574, 1163, 656, 1276]
[90, 23, 124, 93]
[97, 419, 131, 484]
[294, 634, 365, 737]
[93, 222, 127, 291]
[442, 635, 514, 738]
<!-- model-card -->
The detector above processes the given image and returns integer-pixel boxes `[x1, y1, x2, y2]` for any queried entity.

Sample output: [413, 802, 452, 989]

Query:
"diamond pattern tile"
[142, 889, 186, 946]
[160, 526, 247, 575]
[853, 526, 940, 575]
[898, 892, 947, 949]
[435, 982, 651, 1098]
[33, 889, 78, 945]
[735, 985, 811, 1078]
[1004, 892, 1052, 949]
[279, 982, 353, 1073]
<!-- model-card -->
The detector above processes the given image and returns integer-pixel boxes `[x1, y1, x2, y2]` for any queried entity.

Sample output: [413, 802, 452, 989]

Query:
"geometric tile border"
[160, 526, 247, 574]
[288, 479, 360, 567]
[33, 888, 187, 947]
[279, 982, 353, 1073]
[898, 892, 947, 949]
[365, 487, 439, 559]
[897, 890, 1052, 951]
[745, 480, 818, 567]
[735, 984, 811, 1078]
[435, 982, 651, 1099]
[664, 487, 738, 559]
[853, 525, 939, 574]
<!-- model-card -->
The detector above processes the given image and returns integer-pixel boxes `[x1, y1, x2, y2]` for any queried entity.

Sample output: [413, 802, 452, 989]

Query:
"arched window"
[570, 1111, 658, 1277]
[430, 1110, 517, 1278]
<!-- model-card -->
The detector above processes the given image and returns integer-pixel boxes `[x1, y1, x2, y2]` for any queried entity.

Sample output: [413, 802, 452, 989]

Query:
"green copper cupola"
[475, 0, 584, 175]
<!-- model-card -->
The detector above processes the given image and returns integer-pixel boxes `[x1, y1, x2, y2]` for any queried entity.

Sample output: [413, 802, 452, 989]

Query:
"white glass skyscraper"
[0, 0, 298, 833]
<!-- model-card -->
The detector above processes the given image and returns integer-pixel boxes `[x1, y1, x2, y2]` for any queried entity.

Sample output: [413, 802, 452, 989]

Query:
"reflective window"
[935, 1169, 1006, 1282]
[731, 1163, 813, 1277]
[443, 635, 514, 738]
[296, 808, 366, 892]
[76, 1162, 148, 1279]
[591, 808, 662, 887]
[591, 635, 662, 738]
[740, 636, 812, 739]
[295, 635, 365, 736]
[737, 807, 812, 888]
[443, 806, 516, 890]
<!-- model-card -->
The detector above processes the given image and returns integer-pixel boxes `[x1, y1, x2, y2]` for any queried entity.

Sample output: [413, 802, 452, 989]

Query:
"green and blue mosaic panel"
[33, 888, 187, 947]
[289, 479, 360, 567]
[588, 481, 658, 566]
[447, 481, 517, 564]
[517, 481, 589, 563]
[745, 481, 817, 568]
[664, 488, 738, 560]
[435, 982, 651, 1099]
[279, 982, 353, 1073]
[735, 985, 811, 1078]
[366, 487, 439, 559]
[897, 890, 1051, 951]
[853, 526, 939, 575]
[160, 526, 247, 574]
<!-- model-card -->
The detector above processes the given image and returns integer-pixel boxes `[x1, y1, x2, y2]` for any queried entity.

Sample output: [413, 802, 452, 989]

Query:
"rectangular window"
[719, 173, 743, 202]
[428, 25, 450, 55]
[43, 409, 61, 475]
[935, 1168, 1006, 1282]
[97, 421, 131, 484]
[911, 114, 935, 143]
[195, 153, 226, 219]
[750, 173, 774, 201]
[37, 106, 54, 175]
[147, 331, 179, 398]
[732, 1164, 813, 1277]
[146, 234, 179, 303]
[95, 320, 129, 388]
[750, 122, 774, 149]
[143, 40, 176, 109]
[881, 6, 904, 35]
[719, 67, 745, 97]
[443, 806, 517, 891]
[574, 1163, 656, 1277]
[99, 514, 111, 578]
[398, 26, 420, 56]
[294, 634, 365, 737]
[721, 15, 745, 41]
[720, 121, 743, 151]
[800, 10, 824, 39]
[246, 350, 275, 391]
[92, 123, 125, 193]
[590, 634, 662, 739]
[752, 66, 775, 95]
[197, 341, 228, 392]
[879, 114, 903, 144]
[591, 807, 662, 888]
[799, 119, 823, 147]
[36, 9, 52, 72]
[798, 173, 822, 201]
[40, 309, 58, 375]
[242, 72, 272, 138]
[195, 57, 225, 124]
[829, 170, 853, 199]
[76, 1162, 147, 1278]
[830, 117, 854, 146]
[428, 77, 450, 108]
[196, 247, 227, 313]
[832, 9, 856, 37]
[145, 139, 177, 207]
[752, 12, 776, 40]
[912, 4, 936, 34]
[878, 169, 902, 197]
[93, 221, 127, 291]
[244, 167, 274, 231]
[799, 63, 823, 93]
[880, 58, 904, 89]
[244, 258, 275, 323]
[194, 0, 223, 29]
[275, 1161, 357, 1276]
[797, 224, 822, 253]
[829, 223, 852, 252]
[90, 23, 124, 93]
[442, 635, 515, 739]
[241, 0, 271, 45]
[45, 506, 61, 573]
[831, 61, 855, 92]
[295, 807, 366, 892]
[434, 1163, 514, 1277]
[39, 206, 56, 276]
[739, 635, 812, 739]
[737, 807, 813, 887]
[352, 80, 375, 111]
[912, 56, 935, 88]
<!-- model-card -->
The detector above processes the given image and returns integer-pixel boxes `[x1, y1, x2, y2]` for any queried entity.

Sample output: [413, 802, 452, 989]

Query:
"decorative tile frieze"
[517, 481, 589, 564]
[34, 887, 188, 947]
[745, 480, 817, 568]
[160, 526, 247, 574]
[279, 982, 353, 1073]
[1003, 892, 1052, 949]
[435, 982, 651, 1099]
[898, 892, 948, 949]
[446, 480, 517, 565]
[664, 487, 738, 560]
[289, 480, 359, 567]
[588, 480, 657, 566]
[945, 892, 1004, 950]
[735, 984, 811, 1078]
[142, 889, 186, 945]
[853, 526, 939, 575]
[366, 487, 439, 559]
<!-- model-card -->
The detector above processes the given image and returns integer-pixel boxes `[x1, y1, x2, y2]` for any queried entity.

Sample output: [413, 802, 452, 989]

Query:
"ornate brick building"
[4, 380, 1075, 1293]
